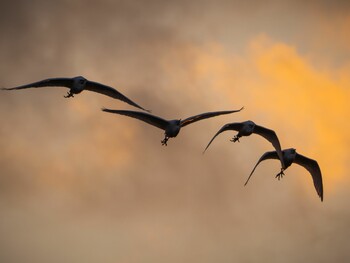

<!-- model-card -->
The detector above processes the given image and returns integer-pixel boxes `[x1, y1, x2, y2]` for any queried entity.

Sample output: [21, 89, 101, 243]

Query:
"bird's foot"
[64, 91, 74, 98]
[161, 137, 169, 146]
[230, 136, 240, 143]
[275, 169, 285, 180]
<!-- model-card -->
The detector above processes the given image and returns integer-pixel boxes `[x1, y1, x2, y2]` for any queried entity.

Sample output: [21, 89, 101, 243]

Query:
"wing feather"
[2, 78, 72, 90]
[203, 122, 244, 153]
[244, 151, 279, 186]
[253, 125, 285, 169]
[86, 81, 149, 112]
[294, 153, 323, 201]
[101, 109, 168, 130]
[180, 107, 243, 127]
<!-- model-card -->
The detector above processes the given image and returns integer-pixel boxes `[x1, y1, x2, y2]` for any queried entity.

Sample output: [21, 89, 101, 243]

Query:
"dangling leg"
[230, 135, 240, 143]
[275, 168, 285, 180]
[64, 90, 74, 98]
[161, 136, 169, 146]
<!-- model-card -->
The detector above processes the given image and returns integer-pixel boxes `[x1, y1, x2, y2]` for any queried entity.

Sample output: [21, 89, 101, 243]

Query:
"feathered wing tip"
[203, 124, 233, 154]
[244, 151, 279, 186]
[294, 153, 324, 201]
[123, 101, 151, 113]
[253, 125, 285, 169]
[181, 107, 244, 127]
[244, 162, 260, 186]
[100, 108, 168, 130]
[2, 78, 73, 91]
[202, 131, 219, 154]
[2, 86, 20, 90]
[101, 107, 109, 112]
[85, 81, 151, 112]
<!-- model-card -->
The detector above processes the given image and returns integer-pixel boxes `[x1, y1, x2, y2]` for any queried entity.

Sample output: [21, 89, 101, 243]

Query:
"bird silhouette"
[245, 148, 323, 201]
[2, 76, 149, 112]
[102, 107, 244, 146]
[203, 120, 285, 169]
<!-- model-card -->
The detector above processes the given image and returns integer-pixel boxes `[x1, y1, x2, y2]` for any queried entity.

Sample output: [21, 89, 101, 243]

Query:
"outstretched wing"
[101, 109, 168, 130]
[294, 153, 323, 201]
[244, 150, 279, 186]
[2, 78, 72, 90]
[203, 122, 244, 153]
[253, 125, 285, 169]
[180, 107, 243, 127]
[86, 81, 150, 112]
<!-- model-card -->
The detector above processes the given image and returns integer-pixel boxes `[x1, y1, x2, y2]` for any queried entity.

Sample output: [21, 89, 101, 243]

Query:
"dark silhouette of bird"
[203, 120, 285, 169]
[102, 107, 244, 146]
[245, 148, 323, 201]
[2, 76, 149, 112]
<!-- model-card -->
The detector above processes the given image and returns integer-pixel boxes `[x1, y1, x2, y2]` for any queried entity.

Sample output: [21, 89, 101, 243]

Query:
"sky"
[0, 0, 350, 262]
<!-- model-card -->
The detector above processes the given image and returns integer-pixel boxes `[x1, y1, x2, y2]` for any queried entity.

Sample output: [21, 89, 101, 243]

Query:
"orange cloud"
[164, 36, 349, 194]
[248, 36, 349, 189]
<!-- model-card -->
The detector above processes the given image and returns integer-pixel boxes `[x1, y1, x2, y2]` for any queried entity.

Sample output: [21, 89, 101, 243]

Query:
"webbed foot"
[64, 91, 74, 98]
[275, 169, 285, 180]
[161, 137, 169, 146]
[230, 135, 240, 143]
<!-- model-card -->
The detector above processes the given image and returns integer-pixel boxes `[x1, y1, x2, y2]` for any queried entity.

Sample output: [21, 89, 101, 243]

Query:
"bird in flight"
[2, 76, 149, 112]
[244, 148, 323, 201]
[203, 120, 285, 169]
[102, 107, 244, 146]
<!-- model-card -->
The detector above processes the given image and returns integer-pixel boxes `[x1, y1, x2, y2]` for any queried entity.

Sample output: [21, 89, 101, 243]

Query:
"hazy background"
[1, 0, 349, 262]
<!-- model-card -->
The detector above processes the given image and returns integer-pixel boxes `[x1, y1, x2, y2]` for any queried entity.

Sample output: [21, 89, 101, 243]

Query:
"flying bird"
[102, 107, 244, 146]
[244, 148, 323, 201]
[2, 76, 149, 112]
[203, 120, 285, 169]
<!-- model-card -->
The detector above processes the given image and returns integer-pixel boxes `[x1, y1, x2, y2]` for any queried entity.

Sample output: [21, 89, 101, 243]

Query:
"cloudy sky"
[1, 0, 350, 262]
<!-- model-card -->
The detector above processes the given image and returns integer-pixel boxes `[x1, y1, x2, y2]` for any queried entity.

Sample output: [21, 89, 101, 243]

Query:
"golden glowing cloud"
[248, 36, 349, 188]
[160, 35, 350, 193]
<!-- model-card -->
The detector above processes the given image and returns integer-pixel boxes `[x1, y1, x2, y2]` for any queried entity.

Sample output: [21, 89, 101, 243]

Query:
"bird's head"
[73, 76, 87, 87]
[284, 148, 297, 156]
[167, 119, 182, 128]
[246, 120, 255, 128]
